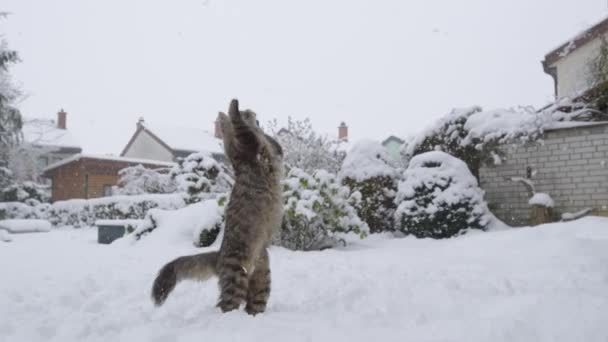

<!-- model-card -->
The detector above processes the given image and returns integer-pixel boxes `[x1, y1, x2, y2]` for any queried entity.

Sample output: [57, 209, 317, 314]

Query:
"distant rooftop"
[21, 118, 81, 150]
[141, 121, 223, 155]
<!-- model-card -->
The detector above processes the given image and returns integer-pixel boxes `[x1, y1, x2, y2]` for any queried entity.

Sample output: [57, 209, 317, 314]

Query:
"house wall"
[384, 140, 403, 161]
[86, 175, 118, 199]
[50, 161, 86, 202]
[551, 33, 608, 99]
[48, 158, 171, 202]
[122, 130, 174, 162]
[479, 123, 608, 226]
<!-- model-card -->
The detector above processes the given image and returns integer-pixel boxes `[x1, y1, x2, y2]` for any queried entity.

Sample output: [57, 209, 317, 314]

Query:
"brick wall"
[479, 122, 608, 226]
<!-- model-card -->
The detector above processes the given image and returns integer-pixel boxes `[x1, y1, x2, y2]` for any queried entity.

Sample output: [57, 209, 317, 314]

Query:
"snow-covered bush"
[394, 151, 492, 238]
[170, 152, 233, 204]
[403, 107, 548, 179]
[339, 140, 399, 233]
[114, 164, 177, 196]
[403, 103, 605, 180]
[46, 194, 186, 228]
[1, 180, 50, 205]
[0, 201, 41, 220]
[132, 197, 225, 247]
[277, 167, 368, 251]
[267, 117, 345, 173]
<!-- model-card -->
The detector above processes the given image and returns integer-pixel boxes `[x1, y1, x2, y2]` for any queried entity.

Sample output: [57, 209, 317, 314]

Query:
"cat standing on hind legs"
[151, 99, 284, 315]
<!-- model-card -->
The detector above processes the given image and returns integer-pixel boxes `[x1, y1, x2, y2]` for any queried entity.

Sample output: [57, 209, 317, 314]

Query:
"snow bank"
[340, 139, 397, 182]
[129, 199, 224, 248]
[1, 217, 608, 341]
[529, 193, 555, 207]
[0, 219, 51, 233]
[0, 229, 12, 242]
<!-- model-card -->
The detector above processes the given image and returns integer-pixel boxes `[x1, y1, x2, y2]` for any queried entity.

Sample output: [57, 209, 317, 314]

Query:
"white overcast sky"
[1, 0, 607, 154]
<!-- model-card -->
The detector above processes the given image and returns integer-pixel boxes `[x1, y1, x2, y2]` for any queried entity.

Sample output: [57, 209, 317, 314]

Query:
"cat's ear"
[218, 112, 229, 124]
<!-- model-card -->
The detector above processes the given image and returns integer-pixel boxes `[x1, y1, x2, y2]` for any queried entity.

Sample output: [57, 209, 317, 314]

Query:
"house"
[543, 16, 608, 99]
[43, 154, 174, 202]
[381, 135, 405, 161]
[480, 19, 608, 226]
[120, 116, 224, 162]
[21, 109, 82, 174]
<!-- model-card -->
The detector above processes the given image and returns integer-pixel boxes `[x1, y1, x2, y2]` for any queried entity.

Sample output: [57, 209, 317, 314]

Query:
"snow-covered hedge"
[170, 152, 233, 204]
[277, 168, 369, 251]
[0, 194, 187, 228]
[46, 194, 187, 228]
[394, 151, 492, 238]
[340, 140, 399, 233]
[402, 107, 548, 179]
[132, 197, 226, 247]
[0, 201, 41, 220]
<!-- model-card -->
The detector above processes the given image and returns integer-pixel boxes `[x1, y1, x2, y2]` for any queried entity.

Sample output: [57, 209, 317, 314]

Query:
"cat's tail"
[151, 251, 219, 306]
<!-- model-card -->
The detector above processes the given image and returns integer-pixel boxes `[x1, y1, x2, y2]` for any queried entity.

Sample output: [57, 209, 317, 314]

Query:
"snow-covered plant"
[0, 18, 22, 157]
[0, 15, 23, 191]
[0, 180, 50, 205]
[46, 194, 186, 228]
[114, 164, 177, 196]
[394, 151, 492, 238]
[277, 167, 368, 251]
[403, 102, 608, 180]
[133, 197, 226, 247]
[170, 152, 233, 203]
[339, 140, 399, 233]
[267, 117, 345, 173]
[585, 35, 608, 115]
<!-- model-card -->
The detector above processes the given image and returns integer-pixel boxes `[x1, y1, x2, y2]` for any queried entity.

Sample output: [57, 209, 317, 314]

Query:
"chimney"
[214, 113, 223, 139]
[137, 117, 145, 130]
[338, 122, 348, 141]
[57, 109, 67, 130]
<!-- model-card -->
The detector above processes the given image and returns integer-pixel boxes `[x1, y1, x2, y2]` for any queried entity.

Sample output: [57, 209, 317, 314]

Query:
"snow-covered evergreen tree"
[339, 140, 399, 233]
[0, 13, 25, 200]
[114, 164, 177, 196]
[277, 167, 368, 251]
[267, 117, 344, 173]
[394, 151, 492, 238]
[170, 152, 233, 203]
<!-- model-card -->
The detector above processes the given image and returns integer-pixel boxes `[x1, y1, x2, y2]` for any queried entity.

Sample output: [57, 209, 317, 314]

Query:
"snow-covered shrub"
[114, 164, 177, 196]
[394, 151, 492, 238]
[46, 194, 186, 228]
[0, 201, 40, 220]
[278, 168, 368, 251]
[267, 117, 345, 173]
[1, 180, 50, 205]
[170, 152, 233, 204]
[132, 197, 225, 247]
[403, 107, 547, 179]
[339, 140, 399, 233]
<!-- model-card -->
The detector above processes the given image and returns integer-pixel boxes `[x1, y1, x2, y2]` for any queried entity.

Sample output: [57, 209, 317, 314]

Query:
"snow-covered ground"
[1, 217, 608, 342]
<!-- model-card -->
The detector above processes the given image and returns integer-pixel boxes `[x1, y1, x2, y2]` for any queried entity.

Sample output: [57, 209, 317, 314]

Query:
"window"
[103, 184, 113, 197]
[37, 156, 49, 170]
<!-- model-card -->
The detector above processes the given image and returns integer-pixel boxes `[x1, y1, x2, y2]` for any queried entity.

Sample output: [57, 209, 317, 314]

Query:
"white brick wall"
[479, 123, 608, 226]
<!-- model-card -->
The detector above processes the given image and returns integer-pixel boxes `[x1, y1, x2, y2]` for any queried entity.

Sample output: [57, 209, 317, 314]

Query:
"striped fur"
[151, 99, 283, 315]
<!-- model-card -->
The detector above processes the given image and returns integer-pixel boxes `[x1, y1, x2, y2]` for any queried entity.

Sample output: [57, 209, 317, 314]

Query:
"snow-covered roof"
[544, 16, 608, 66]
[142, 122, 223, 155]
[21, 118, 81, 150]
[44, 153, 176, 172]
